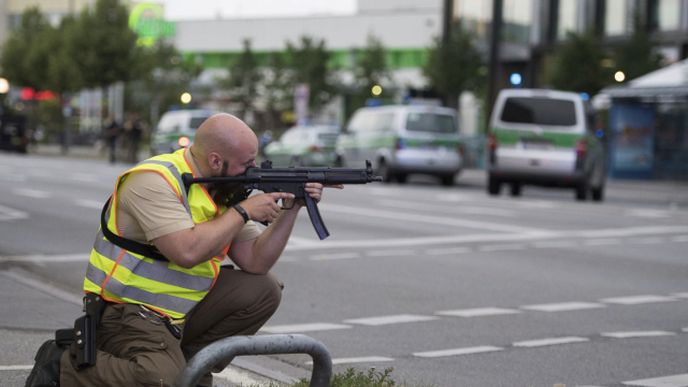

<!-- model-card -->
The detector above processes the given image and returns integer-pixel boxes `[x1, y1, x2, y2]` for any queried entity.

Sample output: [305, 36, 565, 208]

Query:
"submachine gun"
[182, 160, 382, 240]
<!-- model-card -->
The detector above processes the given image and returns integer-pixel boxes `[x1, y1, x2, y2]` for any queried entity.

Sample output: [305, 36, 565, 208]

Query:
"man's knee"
[253, 273, 282, 314]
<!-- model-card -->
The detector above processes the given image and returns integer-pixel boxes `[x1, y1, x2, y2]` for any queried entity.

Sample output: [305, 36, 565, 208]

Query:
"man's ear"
[207, 152, 223, 171]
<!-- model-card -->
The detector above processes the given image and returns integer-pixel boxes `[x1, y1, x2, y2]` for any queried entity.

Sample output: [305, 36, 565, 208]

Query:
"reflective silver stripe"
[93, 233, 214, 292]
[86, 263, 198, 314]
[135, 160, 191, 215]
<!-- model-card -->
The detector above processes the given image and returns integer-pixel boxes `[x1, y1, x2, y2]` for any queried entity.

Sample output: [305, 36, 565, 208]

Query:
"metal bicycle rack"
[174, 334, 332, 387]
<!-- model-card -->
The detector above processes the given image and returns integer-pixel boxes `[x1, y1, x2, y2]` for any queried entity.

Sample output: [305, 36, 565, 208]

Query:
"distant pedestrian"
[124, 113, 144, 163]
[102, 117, 120, 164]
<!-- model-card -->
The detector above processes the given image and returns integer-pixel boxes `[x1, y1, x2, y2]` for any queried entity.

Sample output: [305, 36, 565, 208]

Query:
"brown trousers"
[60, 268, 282, 387]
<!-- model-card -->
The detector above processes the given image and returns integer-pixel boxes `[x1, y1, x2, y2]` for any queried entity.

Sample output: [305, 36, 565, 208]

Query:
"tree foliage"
[285, 36, 334, 115]
[423, 23, 484, 109]
[349, 34, 391, 110]
[0, 7, 53, 90]
[224, 39, 262, 120]
[615, 14, 664, 81]
[547, 31, 613, 96]
[69, 0, 143, 89]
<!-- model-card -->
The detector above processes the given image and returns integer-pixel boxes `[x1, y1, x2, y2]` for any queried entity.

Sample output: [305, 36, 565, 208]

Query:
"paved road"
[1, 150, 688, 386]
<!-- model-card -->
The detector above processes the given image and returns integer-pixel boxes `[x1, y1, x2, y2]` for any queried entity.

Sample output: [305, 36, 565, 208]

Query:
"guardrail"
[174, 334, 332, 387]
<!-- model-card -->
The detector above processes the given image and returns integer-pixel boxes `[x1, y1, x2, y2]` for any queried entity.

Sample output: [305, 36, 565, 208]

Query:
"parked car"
[487, 88, 606, 201]
[263, 125, 340, 166]
[335, 105, 463, 185]
[150, 109, 216, 155]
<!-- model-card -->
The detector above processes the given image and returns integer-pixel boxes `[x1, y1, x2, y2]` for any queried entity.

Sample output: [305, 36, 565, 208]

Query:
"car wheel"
[591, 184, 605, 202]
[334, 155, 345, 167]
[509, 183, 522, 197]
[376, 160, 392, 183]
[488, 176, 501, 196]
[396, 174, 408, 184]
[440, 174, 455, 186]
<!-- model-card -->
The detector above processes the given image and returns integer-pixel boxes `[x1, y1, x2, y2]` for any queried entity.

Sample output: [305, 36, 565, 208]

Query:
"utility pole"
[486, 0, 503, 130]
[441, 0, 454, 106]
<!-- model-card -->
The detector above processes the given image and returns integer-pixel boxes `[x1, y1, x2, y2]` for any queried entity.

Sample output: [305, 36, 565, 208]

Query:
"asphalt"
[2, 144, 686, 387]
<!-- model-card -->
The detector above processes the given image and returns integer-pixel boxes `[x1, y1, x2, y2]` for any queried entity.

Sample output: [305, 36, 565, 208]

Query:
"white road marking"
[319, 203, 547, 234]
[343, 314, 438, 326]
[513, 200, 556, 209]
[413, 346, 503, 358]
[672, 293, 688, 298]
[365, 249, 414, 257]
[285, 225, 688, 252]
[632, 237, 665, 244]
[74, 199, 105, 209]
[623, 373, 688, 387]
[478, 243, 525, 252]
[0, 365, 33, 371]
[626, 209, 672, 218]
[380, 199, 516, 217]
[287, 236, 319, 247]
[0, 253, 88, 263]
[521, 302, 606, 312]
[306, 356, 394, 366]
[436, 307, 521, 317]
[671, 235, 688, 242]
[532, 240, 576, 249]
[213, 366, 273, 386]
[69, 173, 100, 183]
[260, 323, 351, 334]
[425, 246, 472, 255]
[682, 327, 688, 333]
[513, 337, 589, 347]
[309, 252, 360, 261]
[0, 204, 29, 221]
[13, 188, 52, 199]
[601, 331, 676, 339]
[583, 238, 621, 246]
[600, 295, 678, 305]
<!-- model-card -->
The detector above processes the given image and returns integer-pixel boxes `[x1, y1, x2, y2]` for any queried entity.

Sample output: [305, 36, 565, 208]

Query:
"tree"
[0, 7, 53, 90]
[262, 52, 292, 128]
[350, 34, 391, 110]
[615, 14, 664, 81]
[223, 39, 262, 121]
[547, 31, 612, 96]
[423, 22, 484, 109]
[285, 36, 334, 116]
[69, 0, 143, 89]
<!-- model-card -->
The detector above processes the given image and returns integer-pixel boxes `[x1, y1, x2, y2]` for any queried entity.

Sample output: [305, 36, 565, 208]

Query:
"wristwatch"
[232, 204, 250, 224]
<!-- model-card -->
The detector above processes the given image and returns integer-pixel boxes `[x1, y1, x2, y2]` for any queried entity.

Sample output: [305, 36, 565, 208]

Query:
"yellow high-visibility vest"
[84, 148, 228, 319]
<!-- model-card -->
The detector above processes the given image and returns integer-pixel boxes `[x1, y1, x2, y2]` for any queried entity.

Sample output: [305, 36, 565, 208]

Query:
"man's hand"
[281, 182, 344, 208]
[240, 192, 294, 223]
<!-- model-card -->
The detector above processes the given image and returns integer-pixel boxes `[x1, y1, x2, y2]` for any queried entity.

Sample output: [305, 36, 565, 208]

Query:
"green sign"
[129, 3, 176, 46]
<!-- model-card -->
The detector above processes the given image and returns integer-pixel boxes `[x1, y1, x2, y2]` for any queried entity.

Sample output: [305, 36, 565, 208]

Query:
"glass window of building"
[605, 0, 628, 36]
[455, 0, 492, 40]
[557, 0, 578, 40]
[503, 0, 533, 44]
[657, 0, 681, 31]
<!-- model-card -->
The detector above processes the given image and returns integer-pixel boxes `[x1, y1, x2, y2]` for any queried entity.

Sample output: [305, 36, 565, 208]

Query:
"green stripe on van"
[491, 127, 584, 147]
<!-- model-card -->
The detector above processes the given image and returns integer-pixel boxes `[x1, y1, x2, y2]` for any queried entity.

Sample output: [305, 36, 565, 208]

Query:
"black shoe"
[25, 339, 64, 387]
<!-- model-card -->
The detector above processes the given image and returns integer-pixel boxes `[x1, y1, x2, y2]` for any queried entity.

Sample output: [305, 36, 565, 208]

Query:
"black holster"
[55, 293, 106, 370]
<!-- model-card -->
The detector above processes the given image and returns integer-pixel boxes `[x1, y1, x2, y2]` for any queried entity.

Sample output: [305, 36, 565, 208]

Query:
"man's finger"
[268, 192, 295, 200]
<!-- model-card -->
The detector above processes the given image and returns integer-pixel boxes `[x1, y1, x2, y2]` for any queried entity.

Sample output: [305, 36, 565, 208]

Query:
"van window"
[189, 116, 209, 130]
[406, 113, 456, 133]
[348, 111, 395, 132]
[501, 97, 577, 126]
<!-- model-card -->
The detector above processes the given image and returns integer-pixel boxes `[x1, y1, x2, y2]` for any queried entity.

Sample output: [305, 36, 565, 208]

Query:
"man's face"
[220, 144, 257, 177]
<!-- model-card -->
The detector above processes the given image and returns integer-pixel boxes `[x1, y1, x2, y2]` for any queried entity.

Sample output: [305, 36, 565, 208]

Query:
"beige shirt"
[115, 157, 260, 245]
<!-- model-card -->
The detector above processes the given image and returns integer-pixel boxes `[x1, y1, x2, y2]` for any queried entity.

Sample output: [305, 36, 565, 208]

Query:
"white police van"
[335, 105, 463, 186]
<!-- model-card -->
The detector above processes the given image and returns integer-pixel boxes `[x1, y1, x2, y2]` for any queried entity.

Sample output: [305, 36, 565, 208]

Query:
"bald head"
[191, 113, 258, 176]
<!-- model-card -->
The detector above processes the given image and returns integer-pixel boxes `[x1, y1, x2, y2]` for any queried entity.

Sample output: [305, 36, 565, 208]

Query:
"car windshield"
[189, 116, 210, 130]
[406, 113, 456, 133]
[501, 97, 577, 126]
[317, 132, 339, 144]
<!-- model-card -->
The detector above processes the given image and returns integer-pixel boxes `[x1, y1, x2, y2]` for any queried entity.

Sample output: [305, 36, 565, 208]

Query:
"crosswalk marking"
[413, 346, 503, 358]
[600, 295, 677, 305]
[601, 331, 676, 339]
[623, 373, 688, 386]
[513, 337, 589, 347]
[260, 323, 351, 334]
[343, 314, 438, 326]
[521, 302, 606, 312]
[436, 307, 521, 317]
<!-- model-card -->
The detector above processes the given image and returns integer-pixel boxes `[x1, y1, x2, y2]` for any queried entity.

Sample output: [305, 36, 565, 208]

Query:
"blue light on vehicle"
[595, 129, 604, 138]
[509, 73, 522, 86]
[580, 92, 590, 101]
